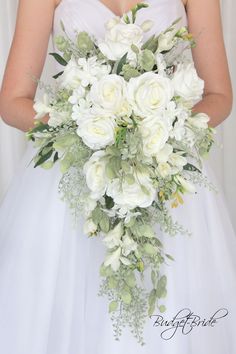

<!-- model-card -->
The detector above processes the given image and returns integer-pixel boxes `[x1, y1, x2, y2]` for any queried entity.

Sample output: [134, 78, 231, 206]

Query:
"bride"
[0, 0, 235, 353]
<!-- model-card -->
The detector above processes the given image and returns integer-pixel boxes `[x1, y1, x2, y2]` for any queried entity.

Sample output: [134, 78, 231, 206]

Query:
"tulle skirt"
[0, 143, 236, 354]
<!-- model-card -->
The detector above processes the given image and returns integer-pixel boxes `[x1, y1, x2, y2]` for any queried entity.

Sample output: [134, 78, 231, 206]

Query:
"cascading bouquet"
[27, 3, 216, 345]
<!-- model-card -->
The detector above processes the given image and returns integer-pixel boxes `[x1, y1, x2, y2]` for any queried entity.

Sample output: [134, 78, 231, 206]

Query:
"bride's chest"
[53, 0, 187, 41]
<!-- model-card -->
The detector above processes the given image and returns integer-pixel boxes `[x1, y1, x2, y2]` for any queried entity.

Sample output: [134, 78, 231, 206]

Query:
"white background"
[0, 0, 235, 231]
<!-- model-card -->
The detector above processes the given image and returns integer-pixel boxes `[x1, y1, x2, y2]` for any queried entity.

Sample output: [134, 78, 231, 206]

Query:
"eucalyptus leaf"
[143, 243, 157, 255]
[156, 275, 167, 299]
[99, 214, 110, 233]
[108, 276, 118, 289]
[121, 289, 132, 304]
[125, 272, 136, 288]
[151, 270, 158, 288]
[159, 305, 166, 313]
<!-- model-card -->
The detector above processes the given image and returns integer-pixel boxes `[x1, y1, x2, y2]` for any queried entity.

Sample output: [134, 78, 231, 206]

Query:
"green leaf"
[125, 217, 136, 228]
[121, 289, 132, 304]
[53, 134, 78, 151]
[53, 151, 59, 163]
[105, 195, 114, 210]
[156, 275, 167, 299]
[27, 122, 50, 138]
[131, 44, 140, 54]
[92, 207, 104, 225]
[60, 20, 65, 32]
[148, 289, 157, 316]
[125, 272, 136, 288]
[34, 149, 54, 168]
[99, 214, 110, 233]
[148, 302, 156, 317]
[139, 224, 155, 238]
[49, 52, 68, 66]
[165, 253, 175, 262]
[137, 259, 144, 272]
[53, 71, 64, 79]
[109, 301, 118, 313]
[151, 270, 158, 288]
[159, 305, 166, 313]
[100, 263, 113, 277]
[108, 276, 118, 289]
[183, 163, 201, 173]
[60, 152, 74, 173]
[141, 34, 158, 53]
[143, 243, 157, 255]
[116, 52, 128, 75]
[105, 163, 117, 179]
[148, 289, 157, 307]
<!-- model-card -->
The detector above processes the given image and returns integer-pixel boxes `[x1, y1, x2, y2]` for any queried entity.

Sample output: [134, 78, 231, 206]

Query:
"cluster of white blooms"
[33, 16, 207, 227]
[30, 7, 215, 343]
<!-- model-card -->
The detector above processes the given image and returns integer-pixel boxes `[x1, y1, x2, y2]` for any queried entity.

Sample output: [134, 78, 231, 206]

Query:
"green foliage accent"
[138, 49, 156, 71]
[76, 31, 95, 55]
[49, 52, 68, 66]
[183, 163, 201, 173]
[141, 35, 159, 53]
[116, 52, 128, 74]
[53, 71, 64, 79]
[122, 64, 140, 81]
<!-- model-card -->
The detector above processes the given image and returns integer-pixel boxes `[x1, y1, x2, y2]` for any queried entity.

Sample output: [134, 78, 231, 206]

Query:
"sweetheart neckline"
[97, 0, 151, 18]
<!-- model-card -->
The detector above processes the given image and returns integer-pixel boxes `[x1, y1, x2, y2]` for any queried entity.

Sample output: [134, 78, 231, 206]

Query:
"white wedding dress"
[0, 0, 236, 353]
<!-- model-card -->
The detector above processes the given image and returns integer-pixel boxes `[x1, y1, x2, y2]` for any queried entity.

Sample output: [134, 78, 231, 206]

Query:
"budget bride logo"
[150, 308, 229, 340]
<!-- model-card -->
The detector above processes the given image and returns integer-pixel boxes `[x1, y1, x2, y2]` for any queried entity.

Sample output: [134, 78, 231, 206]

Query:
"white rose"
[139, 116, 170, 157]
[83, 219, 98, 236]
[77, 108, 116, 150]
[98, 20, 143, 61]
[90, 74, 127, 114]
[127, 72, 174, 117]
[188, 113, 210, 129]
[107, 170, 156, 209]
[83, 151, 108, 200]
[172, 62, 204, 103]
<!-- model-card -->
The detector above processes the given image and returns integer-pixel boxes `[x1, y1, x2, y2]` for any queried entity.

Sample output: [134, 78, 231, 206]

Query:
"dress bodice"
[52, 0, 187, 42]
